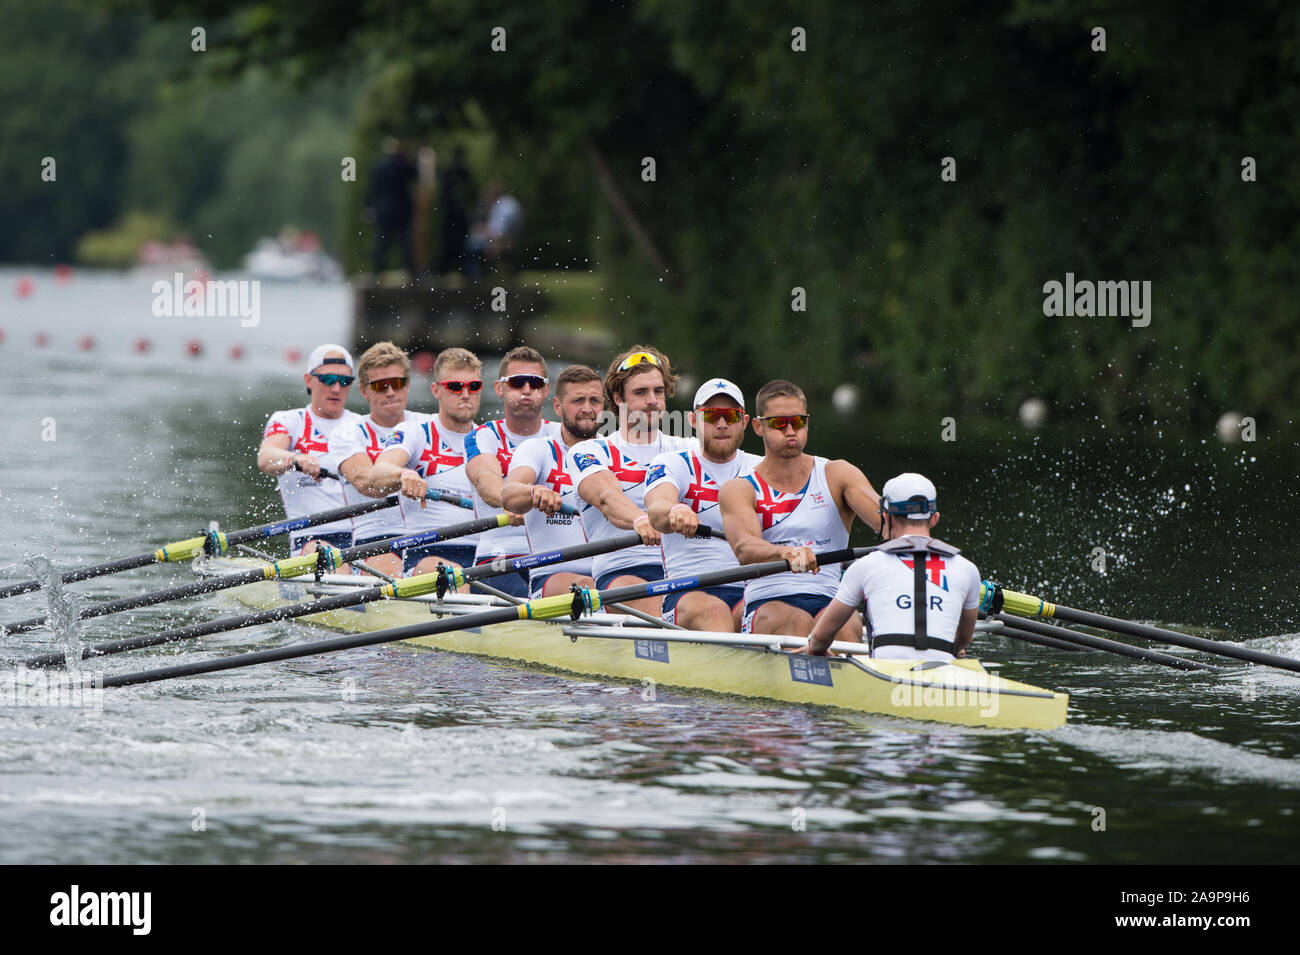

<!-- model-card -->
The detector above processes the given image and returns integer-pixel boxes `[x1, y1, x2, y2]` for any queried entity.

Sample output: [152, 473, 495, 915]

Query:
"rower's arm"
[804, 597, 858, 655]
[257, 435, 296, 476]
[955, 607, 977, 657]
[720, 479, 783, 564]
[644, 482, 682, 533]
[467, 454, 507, 509]
[577, 470, 644, 530]
[366, 448, 414, 495]
[827, 459, 882, 533]
[338, 452, 380, 497]
[501, 466, 539, 513]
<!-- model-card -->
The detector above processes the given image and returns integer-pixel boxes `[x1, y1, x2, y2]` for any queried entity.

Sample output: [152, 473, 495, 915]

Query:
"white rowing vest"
[570, 431, 698, 582]
[327, 411, 424, 541]
[645, 448, 761, 578]
[380, 416, 478, 541]
[835, 537, 982, 661]
[509, 436, 591, 582]
[262, 405, 361, 542]
[741, 457, 849, 605]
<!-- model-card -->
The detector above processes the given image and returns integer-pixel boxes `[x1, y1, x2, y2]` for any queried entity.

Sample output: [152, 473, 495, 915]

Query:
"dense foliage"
[6, 0, 1296, 425]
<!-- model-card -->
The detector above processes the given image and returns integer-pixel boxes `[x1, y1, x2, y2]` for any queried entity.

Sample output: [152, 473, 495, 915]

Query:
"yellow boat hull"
[208, 562, 1069, 730]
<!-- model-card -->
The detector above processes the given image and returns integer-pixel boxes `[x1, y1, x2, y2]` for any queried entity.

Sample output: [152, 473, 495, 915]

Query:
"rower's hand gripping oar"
[2, 511, 510, 636]
[985, 581, 1300, 674]
[27, 526, 652, 667]
[94, 545, 876, 687]
[0, 496, 401, 602]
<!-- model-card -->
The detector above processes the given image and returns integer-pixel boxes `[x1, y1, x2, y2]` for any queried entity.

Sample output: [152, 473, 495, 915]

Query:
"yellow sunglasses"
[618, 351, 662, 372]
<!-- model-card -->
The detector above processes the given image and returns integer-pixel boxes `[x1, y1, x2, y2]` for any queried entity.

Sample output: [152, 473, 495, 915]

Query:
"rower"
[644, 378, 760, 630]
[366, 347, 482, 577]
[800, 473, 980, 659]
[500, 364, 605, 597]
[326, 341, 423, 577]
[718, 379, 880, 641]
[257, 343, 361, 556]
[464, 345, 562, 597]
[570, 346, 697, 615]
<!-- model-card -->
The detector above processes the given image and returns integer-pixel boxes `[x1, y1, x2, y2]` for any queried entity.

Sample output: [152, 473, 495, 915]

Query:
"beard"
[564, 413, 601, 441]
[443, 404, 477, 426]
[701, 433, 743, 461]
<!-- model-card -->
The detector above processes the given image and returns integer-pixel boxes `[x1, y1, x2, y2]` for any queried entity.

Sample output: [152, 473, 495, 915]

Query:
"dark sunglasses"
[762, 414, 809, 431]
[312, 373, 354, 388]
[497, 374, 549, 390]
[438, 379, 483, 393]
[366, 376, 409, 393]
[699, 407, 744, 424]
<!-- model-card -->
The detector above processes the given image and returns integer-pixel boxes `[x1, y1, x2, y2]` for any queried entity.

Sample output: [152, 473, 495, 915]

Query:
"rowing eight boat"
[197, 557, 1069, 730]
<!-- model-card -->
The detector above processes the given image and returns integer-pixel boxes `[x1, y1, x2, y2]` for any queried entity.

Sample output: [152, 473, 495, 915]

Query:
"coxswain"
[798, 473, 981, 659]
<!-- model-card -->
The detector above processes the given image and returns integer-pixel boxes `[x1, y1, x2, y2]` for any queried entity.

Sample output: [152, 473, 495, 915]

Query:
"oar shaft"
[991, 613, 1219, 671]
[3, 514, 508, 635]
[0, 496, 400, 600]
[1007, 592, 1300, 674]
[102, 604, 524, 687]
[97, 545, 874, 687]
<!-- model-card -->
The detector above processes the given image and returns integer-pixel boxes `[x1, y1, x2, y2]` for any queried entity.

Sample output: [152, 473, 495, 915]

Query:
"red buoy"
[34, 331, 50, 347]
[411, 351, 436, 375]
[284, 348, 302, 364]
[228, 344, 246, 361]
[133, 337, 152, 354]
[53, 264, 74, 284]
[15, 276, 34, 298]
[185, 339, 203, 357]
[78, 335, 96, 352]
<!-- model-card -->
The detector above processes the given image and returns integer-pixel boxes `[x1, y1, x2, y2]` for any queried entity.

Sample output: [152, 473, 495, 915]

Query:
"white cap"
[881, 473, 938, 521]
[693, 377, 745, 410]
[306, 344, 355, 375]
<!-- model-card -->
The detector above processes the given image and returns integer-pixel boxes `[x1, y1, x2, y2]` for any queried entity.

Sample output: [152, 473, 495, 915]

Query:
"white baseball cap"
[306, 344, 355, 376]
[693, 377, 745, 410]
[881, 473, 938, 520]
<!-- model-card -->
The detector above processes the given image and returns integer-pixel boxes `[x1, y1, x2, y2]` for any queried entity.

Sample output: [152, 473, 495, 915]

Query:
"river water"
[0, 267, 1296, 864]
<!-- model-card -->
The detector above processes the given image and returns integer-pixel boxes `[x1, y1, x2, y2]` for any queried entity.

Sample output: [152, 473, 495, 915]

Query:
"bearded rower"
[365, 347, 483, 577]
[500, 364, 605, 597]
[464, 345, 562, 597]
[327, 341, 425, 578]
[570, 346, 697, 615]
[644, 378, 760, 630]
[800, 473, 980, 660]
[719, 379, 881, 641]
[257, 344, 362, 555]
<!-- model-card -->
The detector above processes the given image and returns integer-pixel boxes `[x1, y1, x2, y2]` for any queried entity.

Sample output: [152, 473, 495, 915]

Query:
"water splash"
[24, 556, 84, 669]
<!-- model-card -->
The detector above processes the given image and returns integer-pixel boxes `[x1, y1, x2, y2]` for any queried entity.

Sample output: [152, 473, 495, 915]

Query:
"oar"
[988, 613, 1219, 672]
[991, 583, 1300, 674]
[299, 459, 478, 512]
[2, 513, 510, 636]
[97, 546, 874, 687]
[27, 528, 655, 667]
[0, 496, 400, 601]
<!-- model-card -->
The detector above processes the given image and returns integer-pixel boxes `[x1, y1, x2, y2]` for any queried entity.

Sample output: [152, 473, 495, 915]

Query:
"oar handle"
[293, 461, 339, 482]
[423, 487, 476, 510]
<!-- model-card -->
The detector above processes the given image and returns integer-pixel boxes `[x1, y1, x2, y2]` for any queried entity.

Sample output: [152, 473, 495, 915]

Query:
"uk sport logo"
[645, 463, 667, 485]
[573, 452, 600, 471]
[381, 431, 405, 447]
